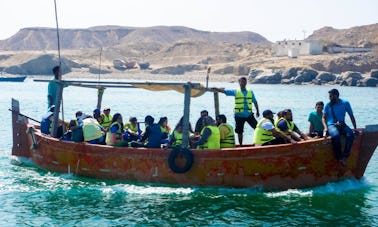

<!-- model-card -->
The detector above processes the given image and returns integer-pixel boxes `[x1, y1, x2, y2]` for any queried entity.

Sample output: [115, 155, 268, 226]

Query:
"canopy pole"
[182, 83, 192, 148]
[97, 87, 105, 110]
[52, 82, 63, 138]
[214, 92, 220, 118]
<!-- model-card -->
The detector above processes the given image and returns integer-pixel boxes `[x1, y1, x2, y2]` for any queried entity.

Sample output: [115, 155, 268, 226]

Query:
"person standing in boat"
[216, 114, 235, 148]
[322, 88, 357, 166]
[308, 101, 325, 137]
[212, 77, 260, 146]
[253, 110, 296, 146]
[47, 66, 67, 109]
[193, 116, 220, 149]
[276, 109, 309, 141]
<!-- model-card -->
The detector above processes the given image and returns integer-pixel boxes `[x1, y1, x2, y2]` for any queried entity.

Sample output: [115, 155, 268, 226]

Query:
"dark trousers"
[234, 114, 257, 134]
[262, 138, 286, 146]
[328, 124, 354, 160]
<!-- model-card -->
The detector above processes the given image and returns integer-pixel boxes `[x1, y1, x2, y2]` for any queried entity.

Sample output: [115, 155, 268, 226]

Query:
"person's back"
[199, 125, 220, 149]
[145, 123, 162, 148]
[41, 112, 54, 135]
[82, 118, 104, 142]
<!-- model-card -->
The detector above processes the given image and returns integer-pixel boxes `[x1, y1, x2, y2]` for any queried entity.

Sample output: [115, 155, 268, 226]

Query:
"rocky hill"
[307, 23, 378, 47]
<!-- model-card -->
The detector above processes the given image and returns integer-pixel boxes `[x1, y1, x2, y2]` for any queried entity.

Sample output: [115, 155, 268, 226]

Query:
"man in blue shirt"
[322, 88, 357, 166]
[213, 77, 260, 145]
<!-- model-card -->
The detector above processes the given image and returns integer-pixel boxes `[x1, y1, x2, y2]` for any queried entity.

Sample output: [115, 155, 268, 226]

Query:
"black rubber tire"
[168, 146, 193, 174]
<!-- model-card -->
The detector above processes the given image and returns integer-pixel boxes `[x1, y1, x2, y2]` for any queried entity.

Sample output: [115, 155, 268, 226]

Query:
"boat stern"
[11, 99, 32, 158]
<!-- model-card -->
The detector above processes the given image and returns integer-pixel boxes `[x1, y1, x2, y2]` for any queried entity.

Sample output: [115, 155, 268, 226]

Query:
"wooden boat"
[10, 80, 378, 191]
[0, 74, 26, 82]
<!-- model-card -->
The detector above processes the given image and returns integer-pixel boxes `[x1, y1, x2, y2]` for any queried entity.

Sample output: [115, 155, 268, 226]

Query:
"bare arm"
[350, 115, 357, 130]
[253, 101, 260, 118]
[211, 87, 225, 93]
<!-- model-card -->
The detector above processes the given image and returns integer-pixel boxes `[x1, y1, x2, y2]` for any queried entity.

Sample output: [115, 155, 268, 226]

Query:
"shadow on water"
[2, 163, 377, 226]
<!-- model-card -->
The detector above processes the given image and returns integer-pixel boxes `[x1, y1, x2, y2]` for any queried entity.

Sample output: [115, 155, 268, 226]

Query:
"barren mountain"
[307, 23, 378, 47]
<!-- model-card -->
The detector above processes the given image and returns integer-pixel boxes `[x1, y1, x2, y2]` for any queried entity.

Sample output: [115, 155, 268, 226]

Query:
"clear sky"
[1, 0, 377, 42]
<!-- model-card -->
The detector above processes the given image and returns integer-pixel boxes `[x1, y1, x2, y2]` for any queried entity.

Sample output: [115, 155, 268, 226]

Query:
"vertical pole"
[182, 83, 191, 148]
[214, 92, 220, 118]
[97, 87, 105, 110]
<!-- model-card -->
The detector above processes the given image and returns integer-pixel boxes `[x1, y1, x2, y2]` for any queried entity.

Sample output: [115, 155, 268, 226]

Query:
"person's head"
[49, 105, 55, 112]
[238, 77, 247, 89]
[216, 114, 227, 125]
[328, 89, 340, 103]
[262, 109, 275, 120]
[315, 101, 324, 112]
[202, 116, 215, 127]
[145, 115, 154, 125]
[200, 110, 208, 118]
[158, 117, 168, 127]
[112, 113, 123, 124]
[282, 109, 293, 121]
[75, 111, 83, 118]
[93, 108, 101, 118]
[129, 117, 137, 125]
[52, 66, 61, 79]
[276, 111, 283, 119]
[103, 107, 111, 116]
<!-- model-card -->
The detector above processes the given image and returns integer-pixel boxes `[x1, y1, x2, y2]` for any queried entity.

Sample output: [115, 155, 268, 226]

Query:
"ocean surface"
[1, 77, 377, 226]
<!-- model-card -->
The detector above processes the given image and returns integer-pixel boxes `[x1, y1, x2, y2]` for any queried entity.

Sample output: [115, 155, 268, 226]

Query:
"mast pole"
[52, 0, 64, 137]
[182, 83, 192, 148]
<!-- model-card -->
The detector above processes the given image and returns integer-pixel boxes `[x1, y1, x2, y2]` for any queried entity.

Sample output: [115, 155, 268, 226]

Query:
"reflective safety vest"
[275, 117, 294, 137]
[198, 126, 220, 149]
[82, 118, 103, 141]
[106, 122, 123, 145]
[218, 123, 235, 148]
[171, 130, 183, 147]
[253, 118, 274, 145]
[124, 122, 138, 133]
[101, 114, 113, 129]
[234, 89, 254, 113]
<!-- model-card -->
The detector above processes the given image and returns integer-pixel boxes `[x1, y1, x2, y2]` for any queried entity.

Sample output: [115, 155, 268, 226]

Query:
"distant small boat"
[0, 74, 26, 82]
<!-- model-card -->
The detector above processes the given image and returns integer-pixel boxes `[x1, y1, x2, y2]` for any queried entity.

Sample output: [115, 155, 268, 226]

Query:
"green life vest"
[253, 118, 274, 145]
[234, 89, 253, 113]
[101, 114, 113, 129]
[276, 117, 294, 137]
[218, 123, 235, 148]
[106, 121, 123, 145]
[198, 126, 220, 149]
[172, 130, 183, 147]
[124, 122, 138, 132]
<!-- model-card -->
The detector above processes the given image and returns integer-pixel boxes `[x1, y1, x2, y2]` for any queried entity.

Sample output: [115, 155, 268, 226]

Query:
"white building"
[271, 40, 322, 57]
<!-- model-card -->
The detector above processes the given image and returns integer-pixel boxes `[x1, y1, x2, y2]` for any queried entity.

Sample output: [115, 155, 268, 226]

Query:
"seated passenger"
[82, 115, 105, 144]
[140, 115, 162, 148]
[308, 101, 325, 137]
[276, 109, 310, 141]
[67, 111, 84, 142]
[106, 113, 128, 146]
[253, 110, 296, 146]
[159, 116, 171, 142]
[124, 117, 141, 141]
[100, 107, 112, 131]
[93, 108, 103, 124]
[193, 116, 220, 149]
[194, 110, 210, 135]
[168, 122, 184, 148]
[216, 114, 235, 148]
[40, 110, 64, 138]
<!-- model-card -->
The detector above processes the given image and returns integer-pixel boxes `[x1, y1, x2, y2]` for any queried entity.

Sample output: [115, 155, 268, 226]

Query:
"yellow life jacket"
[160, 126, 170, 134]
[101, 114, 113, 128]
[82, 118, 103, 142]
[198, 126, 220, 149]
[275, 117, 294, 137]
[234, 89, 253, 113]
[106, 122, 123, 145]
[253, 118, 274, 145]
[218, 123, 235, 148]
[124, 122, 138, 132]
[172, 130, 183, 147]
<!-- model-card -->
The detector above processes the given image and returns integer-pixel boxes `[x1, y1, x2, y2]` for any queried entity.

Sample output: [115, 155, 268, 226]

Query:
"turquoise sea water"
[1, 77, 378, 226]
